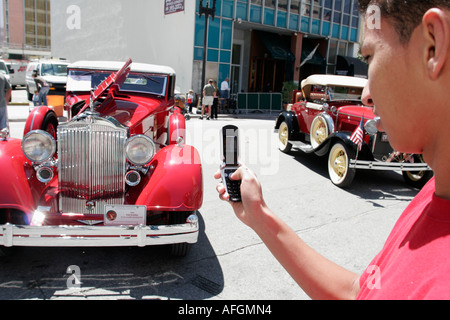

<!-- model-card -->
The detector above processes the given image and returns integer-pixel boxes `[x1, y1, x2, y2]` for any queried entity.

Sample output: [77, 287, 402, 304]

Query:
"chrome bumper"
[0, 214, 198, 248]
[350, 160, 431, 171]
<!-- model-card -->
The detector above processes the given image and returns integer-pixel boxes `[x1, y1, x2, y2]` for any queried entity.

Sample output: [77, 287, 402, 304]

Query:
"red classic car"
[0, 59, 203, 256]
[275, 74, 432, 188]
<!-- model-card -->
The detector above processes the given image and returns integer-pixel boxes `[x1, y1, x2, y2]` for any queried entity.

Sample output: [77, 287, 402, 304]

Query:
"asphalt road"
[0, 88, 419, 300]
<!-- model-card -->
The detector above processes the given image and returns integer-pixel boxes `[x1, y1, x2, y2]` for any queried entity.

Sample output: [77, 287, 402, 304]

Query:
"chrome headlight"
[364, 119, 378, 135]
[22, 130, 56, 162]
[125, 135, 155, 166]
[0, 128, 9, 141]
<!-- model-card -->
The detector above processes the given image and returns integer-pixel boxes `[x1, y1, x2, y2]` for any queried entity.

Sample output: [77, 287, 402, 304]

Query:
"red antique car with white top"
[275, 74, 432, 188]
[0, 59, 203, 256]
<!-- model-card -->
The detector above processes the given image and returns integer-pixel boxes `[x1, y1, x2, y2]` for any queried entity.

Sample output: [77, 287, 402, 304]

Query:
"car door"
[304, 85, 326, 134]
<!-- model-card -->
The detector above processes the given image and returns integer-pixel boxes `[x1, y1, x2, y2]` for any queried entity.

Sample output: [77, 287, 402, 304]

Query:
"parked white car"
[0, 60, 11, 85]
[25, 59, 70, 101]
[5, 60, 28, 89]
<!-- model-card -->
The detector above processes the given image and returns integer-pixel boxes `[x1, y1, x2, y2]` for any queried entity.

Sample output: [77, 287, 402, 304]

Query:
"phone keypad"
[224, 169, 241, 202]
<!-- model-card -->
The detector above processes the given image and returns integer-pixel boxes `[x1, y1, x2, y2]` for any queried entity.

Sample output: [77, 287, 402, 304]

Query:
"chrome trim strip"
[350, 160, 431, 171]
[29, 105, 44, 130]
[0, 218, 198, 248]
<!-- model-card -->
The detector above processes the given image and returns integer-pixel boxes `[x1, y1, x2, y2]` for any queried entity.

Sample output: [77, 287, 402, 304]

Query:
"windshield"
[0, 62, 8, 75]
[67, 70, 168, 96]
[327, 86, 363, 101]
[41, 63, 68, 76]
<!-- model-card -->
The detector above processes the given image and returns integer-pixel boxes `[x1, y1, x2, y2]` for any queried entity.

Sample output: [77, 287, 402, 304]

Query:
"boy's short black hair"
[358, 0, 450, 43]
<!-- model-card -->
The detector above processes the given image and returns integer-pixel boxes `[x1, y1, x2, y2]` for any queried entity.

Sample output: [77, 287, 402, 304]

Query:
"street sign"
[165, 0, 185, 15]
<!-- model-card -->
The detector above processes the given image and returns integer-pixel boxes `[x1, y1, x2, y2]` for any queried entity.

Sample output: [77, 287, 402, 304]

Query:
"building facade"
[193, 0, 364, 95]
[27, 0, 362, 96]
[1, 0, 52, 59]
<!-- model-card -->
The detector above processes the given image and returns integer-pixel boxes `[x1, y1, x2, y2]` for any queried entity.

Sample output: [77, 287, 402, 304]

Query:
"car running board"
[289, 140, 314, 153]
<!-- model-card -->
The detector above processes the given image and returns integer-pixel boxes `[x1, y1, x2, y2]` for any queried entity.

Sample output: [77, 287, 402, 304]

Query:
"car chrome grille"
[57, 115, 128, 215]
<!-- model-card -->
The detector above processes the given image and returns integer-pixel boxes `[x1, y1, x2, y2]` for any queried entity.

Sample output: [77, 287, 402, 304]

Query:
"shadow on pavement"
[0, 211, 224, 300]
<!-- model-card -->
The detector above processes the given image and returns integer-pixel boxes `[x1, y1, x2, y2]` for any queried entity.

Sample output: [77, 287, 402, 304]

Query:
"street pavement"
[0, 87, 419, 300]
[7, 89, 31, 119]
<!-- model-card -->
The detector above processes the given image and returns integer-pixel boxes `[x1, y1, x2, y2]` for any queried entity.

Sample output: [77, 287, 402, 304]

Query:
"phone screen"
[225, 135, 238, 166]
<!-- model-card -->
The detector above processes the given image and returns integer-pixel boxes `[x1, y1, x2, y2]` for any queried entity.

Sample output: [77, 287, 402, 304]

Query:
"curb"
[8, 102, 30, 106]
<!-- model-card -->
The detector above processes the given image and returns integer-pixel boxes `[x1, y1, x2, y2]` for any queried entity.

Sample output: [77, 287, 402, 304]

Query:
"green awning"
[257, 31, 296, 62]
[336, 55, 368, 78]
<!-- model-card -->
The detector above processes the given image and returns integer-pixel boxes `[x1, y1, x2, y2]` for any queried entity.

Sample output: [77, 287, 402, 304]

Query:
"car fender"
[0, 138, 40, 216]
[316, 112, 335, 135]
[319, 132, 360, 159]
[24, 105, 57, 136]
[275, 111, 300, 140]
[132, 144, 203, 211]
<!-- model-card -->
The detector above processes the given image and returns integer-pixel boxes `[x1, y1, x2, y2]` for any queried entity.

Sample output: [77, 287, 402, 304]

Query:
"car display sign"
[104, 205, 146, 226]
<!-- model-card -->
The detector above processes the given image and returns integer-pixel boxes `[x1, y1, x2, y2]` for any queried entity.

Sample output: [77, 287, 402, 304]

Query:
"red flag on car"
[350, 118, 364, 150]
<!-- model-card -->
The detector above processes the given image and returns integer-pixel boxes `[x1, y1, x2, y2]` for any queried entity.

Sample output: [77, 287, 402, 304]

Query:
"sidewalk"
[7, 104, 33, 122]
[185, 106, 279, 120]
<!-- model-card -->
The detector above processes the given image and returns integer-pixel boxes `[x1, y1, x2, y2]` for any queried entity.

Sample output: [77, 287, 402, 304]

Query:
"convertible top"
[301, 74, 367, 89]
[68, 60, 176, 76]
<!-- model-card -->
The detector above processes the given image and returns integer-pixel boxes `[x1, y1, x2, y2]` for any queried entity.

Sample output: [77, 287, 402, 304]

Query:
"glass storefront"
[194, 0, 361, 93]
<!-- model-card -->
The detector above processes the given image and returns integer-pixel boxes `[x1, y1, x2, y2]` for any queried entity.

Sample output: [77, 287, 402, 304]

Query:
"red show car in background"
[275, 74, 432, 188]
[0, 59, 203, 256]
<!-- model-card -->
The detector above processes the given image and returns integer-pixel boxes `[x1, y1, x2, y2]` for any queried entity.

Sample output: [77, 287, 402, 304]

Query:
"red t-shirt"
[357, 177, 450, 299]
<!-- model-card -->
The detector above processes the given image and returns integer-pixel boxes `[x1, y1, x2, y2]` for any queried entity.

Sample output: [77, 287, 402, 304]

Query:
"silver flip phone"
[220, 125, 241, 202]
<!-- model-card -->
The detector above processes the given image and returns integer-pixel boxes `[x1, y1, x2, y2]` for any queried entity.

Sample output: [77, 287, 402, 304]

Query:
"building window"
[312, 0, 321, 19]
[301, 0, 311, 17]
[290, 0, 300, 13]
[351, 1, 360, 28]
[3, 0, 10, 44]
[333, 0, 342, 23]
[278, 0, 288, 11]
[24, 0, 51, 49]
[327, 39, 349, 74]
[236, 0, 248, 20]
[265, 0, 275, 9]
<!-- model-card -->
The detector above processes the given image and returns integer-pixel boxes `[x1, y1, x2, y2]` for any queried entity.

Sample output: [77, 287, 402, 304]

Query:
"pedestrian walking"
[32, 72, 49, 106]
[0, 73, 12, 130]
[220, 77, 230, 112]
[201, 79, 215, 120]
[211, 81, 219, 119]
[187, 89, 195, 114]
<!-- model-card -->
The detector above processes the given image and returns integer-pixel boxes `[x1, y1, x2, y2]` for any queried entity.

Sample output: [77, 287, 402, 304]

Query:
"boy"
[215, 0, 450, 299]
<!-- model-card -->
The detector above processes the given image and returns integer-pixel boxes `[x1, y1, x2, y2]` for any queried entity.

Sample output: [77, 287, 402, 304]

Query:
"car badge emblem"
[86, 200, 96, 212]
[106, 210, 117, 222]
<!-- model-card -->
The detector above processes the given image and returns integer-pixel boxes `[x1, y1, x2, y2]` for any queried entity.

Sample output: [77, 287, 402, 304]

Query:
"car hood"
[42, 75, 67, 84]
[337, 105, 375, 120]
[99, 95, 168, 128]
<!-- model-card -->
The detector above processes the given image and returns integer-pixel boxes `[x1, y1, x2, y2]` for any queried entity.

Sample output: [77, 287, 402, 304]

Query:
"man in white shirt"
[220, 78, 230, 111]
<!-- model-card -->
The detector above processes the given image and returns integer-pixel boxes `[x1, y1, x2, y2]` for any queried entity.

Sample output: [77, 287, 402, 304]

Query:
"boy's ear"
[422, 8, 450, 80]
